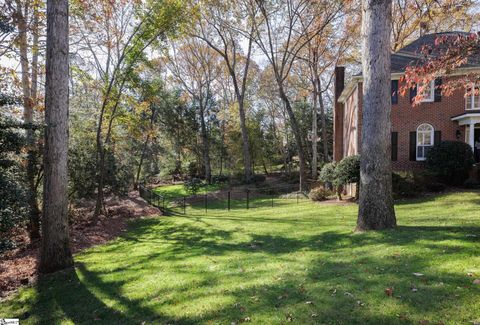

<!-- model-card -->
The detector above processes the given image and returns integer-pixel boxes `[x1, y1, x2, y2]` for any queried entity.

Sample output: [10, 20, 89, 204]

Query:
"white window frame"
[419, 80, 435, 102]
[416, 123, 434, 161]
[465, 83, 480, 110]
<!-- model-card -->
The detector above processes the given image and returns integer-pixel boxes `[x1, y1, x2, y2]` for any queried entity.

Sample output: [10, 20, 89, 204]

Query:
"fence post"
[204, 194, 207, 213]
[183, 196, 186, 215]
[228, 191, 231, 211]
[297, 192, 299, 204]
[246, 189, 249, 210]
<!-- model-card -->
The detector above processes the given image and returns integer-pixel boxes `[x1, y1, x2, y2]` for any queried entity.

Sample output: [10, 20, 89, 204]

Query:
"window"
[416, 123, 434, 161]
[391, 80, 398, 105]
[419, 80, 435, 102]
[466, 83, 480, 110]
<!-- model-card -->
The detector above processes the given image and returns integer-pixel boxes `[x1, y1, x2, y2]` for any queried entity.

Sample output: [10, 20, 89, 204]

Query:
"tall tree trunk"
[317, 82, 329, 162]
[40, 0, 73, 273]
[278, 85, 307, 191]
[238, 100, 252, 182]
[134, 134, 150, 190]
[198, 106, 211, 183]
[311, 83, 318, 179]
[356, 0, 396, 231]
[15, 0, 41, 240]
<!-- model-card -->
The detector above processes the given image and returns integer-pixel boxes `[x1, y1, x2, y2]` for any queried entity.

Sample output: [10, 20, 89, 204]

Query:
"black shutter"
[391, 132, 398, 161]
[391, 80, 398, 105]
[434, 78, 442, 102]
[434, 130, 442, 145]
[409, 131, 417, 161]
[409, 84, 417, 103]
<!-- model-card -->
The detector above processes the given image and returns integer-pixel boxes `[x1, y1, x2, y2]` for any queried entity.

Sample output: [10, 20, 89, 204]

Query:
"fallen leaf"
[413, 273, 424, 277]
[385, 287, 394, 297]
[305, 301, 314, 305]
[473, 279, 480, 285]
[286, 313, 294, 322]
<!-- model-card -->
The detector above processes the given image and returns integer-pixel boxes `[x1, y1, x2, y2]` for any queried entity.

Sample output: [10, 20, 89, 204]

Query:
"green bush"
[0, 117, 28, 253]
[392, 172, 421, 198]
[335, 155, 360, 185]
[250, 174, 266, 184]
[184, 178, 202, 195]
[308, 187, 332, 201]
[426, 141, 475, 185]
[319, 162, 338, 186]
[463, 178, 480, 189]
[212, 175, 229, 184]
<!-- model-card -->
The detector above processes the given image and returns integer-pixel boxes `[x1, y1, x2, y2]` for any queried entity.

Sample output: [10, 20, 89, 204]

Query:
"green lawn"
[153, 183, 223, 198]
[1, 191, 480, 324]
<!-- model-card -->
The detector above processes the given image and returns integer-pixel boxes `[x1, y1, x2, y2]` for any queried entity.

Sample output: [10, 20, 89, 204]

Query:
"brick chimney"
[333, 66, 345, 162]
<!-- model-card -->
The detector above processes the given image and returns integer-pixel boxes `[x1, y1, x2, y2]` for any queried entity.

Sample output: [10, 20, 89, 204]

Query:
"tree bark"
[311, 82, 318, 179]
[318, 84, 329, 162]
[15, 0, 41, 240]
[238, 99, 252, 181]
[40, 0, 73, 273]
[198, 105, 211, 183]
[278, 84, 307, 191]
[356, 0, 396, 231]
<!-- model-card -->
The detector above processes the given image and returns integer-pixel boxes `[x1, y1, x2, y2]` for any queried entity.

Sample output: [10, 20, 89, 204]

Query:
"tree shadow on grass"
[8, 215, 480, 324]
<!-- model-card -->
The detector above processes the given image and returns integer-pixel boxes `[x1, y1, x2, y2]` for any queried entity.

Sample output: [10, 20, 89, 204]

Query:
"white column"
[469, 123, 475, 150]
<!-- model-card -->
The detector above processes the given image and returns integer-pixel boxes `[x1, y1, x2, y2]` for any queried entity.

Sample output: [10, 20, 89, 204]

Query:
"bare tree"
[194, 0, 255, 182]
[168, 39, 222, 183]
[356, 0, 396, 231]
[40, 0, 73, 273]
[248, 0, 342, 191]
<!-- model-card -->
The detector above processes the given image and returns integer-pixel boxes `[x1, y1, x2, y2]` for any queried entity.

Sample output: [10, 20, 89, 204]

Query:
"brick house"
[334, 32, 480, 185]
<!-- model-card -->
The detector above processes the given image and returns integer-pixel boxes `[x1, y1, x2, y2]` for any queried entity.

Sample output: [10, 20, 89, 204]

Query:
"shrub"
[425, 182, 446, 192]
[392, 172, 421, 198]
[319, 162, 337, 186]
[308, 187, 332, 201]
[335, 155, 360, 185]
[426, 141, 475, 185]
[319, 162, 343, 200]
[212, 174, 229, 184]
[183, 178, 202, 195]
[250, 174, 266, 183]
[463, 178, 480, 189]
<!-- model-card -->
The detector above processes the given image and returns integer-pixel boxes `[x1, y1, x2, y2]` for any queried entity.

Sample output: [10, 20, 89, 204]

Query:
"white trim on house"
[337, 67, 480, 104]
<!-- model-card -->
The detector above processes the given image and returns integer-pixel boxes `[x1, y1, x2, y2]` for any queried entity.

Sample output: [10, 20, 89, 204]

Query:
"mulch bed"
[0, 192, 161, 300]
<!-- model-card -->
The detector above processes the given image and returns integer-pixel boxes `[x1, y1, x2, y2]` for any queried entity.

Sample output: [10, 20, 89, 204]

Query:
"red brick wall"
[342, 77, 467, 172]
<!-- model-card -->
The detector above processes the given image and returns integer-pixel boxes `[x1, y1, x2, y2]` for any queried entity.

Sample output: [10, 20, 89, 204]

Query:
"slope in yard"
[1, 191, 479, 324]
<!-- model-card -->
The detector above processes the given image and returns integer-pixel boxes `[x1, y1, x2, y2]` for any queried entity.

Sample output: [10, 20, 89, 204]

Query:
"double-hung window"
[419, 80, 435, 102]
[416, 123, 434, 161]
[466, 83, 480, 110]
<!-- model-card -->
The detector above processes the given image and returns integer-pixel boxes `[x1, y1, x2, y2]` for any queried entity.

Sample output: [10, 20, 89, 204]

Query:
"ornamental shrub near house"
[319, 162, 343, 200]
[334, 155, 360, 187]
[426, 141, 475, 185]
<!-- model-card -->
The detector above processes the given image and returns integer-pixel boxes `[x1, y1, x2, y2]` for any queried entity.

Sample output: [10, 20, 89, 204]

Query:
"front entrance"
[475, 128, 480, 163]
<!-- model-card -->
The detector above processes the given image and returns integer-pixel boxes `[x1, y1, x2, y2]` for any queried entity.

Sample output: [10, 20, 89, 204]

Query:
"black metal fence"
[139, 183, 309, 215]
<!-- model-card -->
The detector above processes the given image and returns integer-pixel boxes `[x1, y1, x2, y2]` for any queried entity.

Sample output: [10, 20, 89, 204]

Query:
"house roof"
[339, 32, 480, 103]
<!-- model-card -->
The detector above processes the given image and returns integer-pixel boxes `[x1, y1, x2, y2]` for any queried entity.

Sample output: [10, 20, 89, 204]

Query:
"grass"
[153, 183, 223, 199]
[1, 191, 480, 324]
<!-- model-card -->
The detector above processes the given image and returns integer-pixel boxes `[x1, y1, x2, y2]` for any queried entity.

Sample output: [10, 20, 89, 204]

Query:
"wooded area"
[1, 0, 479, 273]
